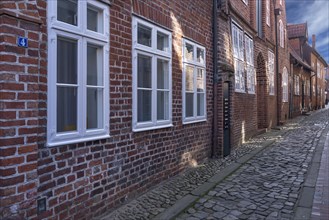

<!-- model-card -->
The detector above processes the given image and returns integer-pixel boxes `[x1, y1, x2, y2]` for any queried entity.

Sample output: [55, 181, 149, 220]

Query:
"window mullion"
[152, 54, 157, 125]
[193, 66, 197, 119]
[80, 37, 86, 136]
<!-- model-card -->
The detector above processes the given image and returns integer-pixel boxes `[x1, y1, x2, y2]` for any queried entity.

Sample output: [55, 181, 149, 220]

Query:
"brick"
[18, 163, 37, 173]
[0, 194, 25, 206]
[18, 182, 36, 193]
[0, 54, 17, 62]
[19, 57, 39, 65]
[38, 165, 56, 175]
[18, 145, 37, 154]
[0, 168, 16, 177]
[18, 127, 38, 135]
[0, 137, 24, 147]
[0, 187, 16, 196]
[0, 120, 25, 127]
[0, 147, 16, 156]
[1, 175, 25, 186]
[0, 64, 25, 72]
[1, 101, 25, 109]
[0, 92, 16, 100]
[0, 111, 16, 119]
[0, 156, 24, 166]
[54, 184, 73, 195]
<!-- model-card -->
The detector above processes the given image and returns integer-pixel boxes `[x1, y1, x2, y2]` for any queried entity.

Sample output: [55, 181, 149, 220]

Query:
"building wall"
[0, 0, 214, 219]
[276, 0, 290, 123]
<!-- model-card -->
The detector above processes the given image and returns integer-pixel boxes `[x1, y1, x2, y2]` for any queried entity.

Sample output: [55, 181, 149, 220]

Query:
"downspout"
[211, 0, 218, 158]
[274, 7, 281, 126]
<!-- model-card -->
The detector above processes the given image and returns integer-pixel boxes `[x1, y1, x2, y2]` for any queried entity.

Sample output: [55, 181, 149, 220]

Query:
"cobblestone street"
[98, 109, 329, 220]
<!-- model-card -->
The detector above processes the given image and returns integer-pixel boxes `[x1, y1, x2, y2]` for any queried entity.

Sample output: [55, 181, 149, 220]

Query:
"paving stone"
[99, 110, 329, 220]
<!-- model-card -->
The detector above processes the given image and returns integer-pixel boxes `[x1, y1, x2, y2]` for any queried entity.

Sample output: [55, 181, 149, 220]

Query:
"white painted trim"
[182, 39, 207, 124]
[47, 0, 110, 147]
[132, 16, 172, 131]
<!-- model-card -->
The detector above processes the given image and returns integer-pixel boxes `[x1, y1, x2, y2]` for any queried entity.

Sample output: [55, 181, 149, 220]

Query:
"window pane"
[138, 24, 152, 47]
[157, 32, 169, 51]
[197, 93, 205, 116]
[87, 44, 103, 86]
[137, 90, 151, 122]
[197, 48, 205, 64]
[57, 0, 77, 26]
[186, 66, 194, 91]
[157, 91, 169, 120]
[186, 93, 194, 117]
[157, 59, 169, 89]
[185, 43, 194, 61]
[87, 88, 103, 129]
[197, 68, 205, 92]
[57, 86, 77, 132]
[87, 5, 103, 33]
[138, 54, 152, 88]
[57, 37, 77, 84]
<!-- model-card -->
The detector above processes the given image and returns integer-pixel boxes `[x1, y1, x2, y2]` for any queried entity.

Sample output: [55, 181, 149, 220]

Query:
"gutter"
[212, 0, 219, 158]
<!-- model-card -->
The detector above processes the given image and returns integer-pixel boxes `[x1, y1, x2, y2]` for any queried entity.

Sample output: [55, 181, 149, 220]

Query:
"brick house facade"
[287, 23, 328, 115]
[1, 0, 326, 219]
[1, 0, 215, 219]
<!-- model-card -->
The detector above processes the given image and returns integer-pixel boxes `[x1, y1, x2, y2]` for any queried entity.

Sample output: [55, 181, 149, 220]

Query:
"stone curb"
[153, 139, 276, 220]
[293, 123, 329, 220]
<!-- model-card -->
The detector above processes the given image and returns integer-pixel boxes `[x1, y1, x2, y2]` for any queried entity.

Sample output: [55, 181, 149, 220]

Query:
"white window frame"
[182, 39, 207, 124]
[232, 23, 246, 93]
[132, 17, 172, 132]
[279, 20, 284, 48]
[280, 0, 283, 5]
[245, 34, 255, 94]
[282, 67, 288, 102]
[268, 50, 275, 95]
[266, 0, 270, 27]
[47, 0, 110, 147]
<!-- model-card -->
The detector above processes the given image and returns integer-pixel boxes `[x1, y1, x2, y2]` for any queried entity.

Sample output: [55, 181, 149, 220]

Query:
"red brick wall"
[0, 0, 45, 218]
[1, 0, 214, 219]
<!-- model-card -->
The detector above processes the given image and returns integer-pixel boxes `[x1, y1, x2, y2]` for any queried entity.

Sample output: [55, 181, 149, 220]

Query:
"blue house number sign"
[17, 36, 28, 48]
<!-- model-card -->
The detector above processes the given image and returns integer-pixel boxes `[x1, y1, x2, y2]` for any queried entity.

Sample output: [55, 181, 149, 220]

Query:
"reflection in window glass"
[57, 87, 77, 132]
[138, 24, 152, 47]
[197, 68, 204, 92]
[197, 93, 205, 116]
[186, 66, 194, 91]
[197, 48, 205, 64]
[87, 44, 103, 86]
[157, 59, 169, 89]
[87, 88, 103, 129]
[138, 54, 152, 88]
[57, 0, 78, 25]
[137, 90, 152, 122]
[185, 43, 194, 61]
[157, 91, 169, 120]
[157, 32, 169, 51]
[57, 37, 77, 84]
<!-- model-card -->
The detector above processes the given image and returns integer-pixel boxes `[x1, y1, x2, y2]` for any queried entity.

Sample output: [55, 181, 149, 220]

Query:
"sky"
[286, 0, 329, 64]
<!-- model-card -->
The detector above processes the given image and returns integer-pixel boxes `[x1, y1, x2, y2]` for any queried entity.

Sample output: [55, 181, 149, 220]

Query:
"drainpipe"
[274, 7, 281, 126]
[211, 0, 218, 158]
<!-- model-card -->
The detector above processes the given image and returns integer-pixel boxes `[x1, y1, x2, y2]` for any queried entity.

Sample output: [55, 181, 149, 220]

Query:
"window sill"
[47, 134, 110, 147]
[183, 118, 207, 125]
[133, 123, 173, 132]
[235, 90, 246, 93]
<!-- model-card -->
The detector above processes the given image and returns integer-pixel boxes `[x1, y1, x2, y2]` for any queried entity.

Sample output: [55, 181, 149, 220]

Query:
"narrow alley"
[98, 109, 329, 220]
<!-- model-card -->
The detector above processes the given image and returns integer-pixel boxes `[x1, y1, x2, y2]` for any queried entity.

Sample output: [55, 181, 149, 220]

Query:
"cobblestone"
[177, 109, 329, 219]
[96, 109, 329, 220]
